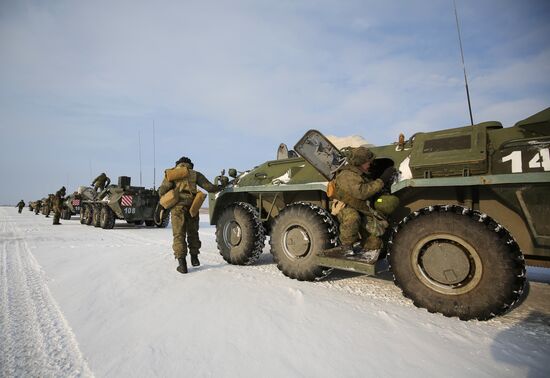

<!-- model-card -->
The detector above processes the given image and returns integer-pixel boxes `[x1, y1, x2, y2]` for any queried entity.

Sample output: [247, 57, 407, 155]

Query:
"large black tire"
[389, 205, 526, 321]
[144, 220, 155, 227]
[100, 206, 116, 229]
[270, 202, 337, 281]
[83, 205, 93, 225]
[215, 202, 265, 265]
[154, 205, 170, 228]
[92, 206, 102, 227]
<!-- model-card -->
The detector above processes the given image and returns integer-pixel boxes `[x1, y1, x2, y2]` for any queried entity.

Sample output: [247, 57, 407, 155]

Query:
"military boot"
[176, 258, 188, 274]
[356, 249, 381, 264]
[190, 254, 200, 267]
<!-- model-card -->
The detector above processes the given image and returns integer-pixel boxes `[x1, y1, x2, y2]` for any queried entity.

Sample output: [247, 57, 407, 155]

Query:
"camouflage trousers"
[18, 206, 23, 213]
[336, 207, 388, 250]
[171, 204, 201, 259]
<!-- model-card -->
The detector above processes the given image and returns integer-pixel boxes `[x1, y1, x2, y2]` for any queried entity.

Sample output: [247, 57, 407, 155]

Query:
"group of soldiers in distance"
[17, 158, 222, 274]
[20, 172, 110, 225]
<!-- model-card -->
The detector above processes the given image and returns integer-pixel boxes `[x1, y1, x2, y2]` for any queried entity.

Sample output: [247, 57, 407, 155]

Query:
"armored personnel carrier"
[81, 176, 169, 229]
[61, 190, 85, 220]
[209, 107, 550, 320]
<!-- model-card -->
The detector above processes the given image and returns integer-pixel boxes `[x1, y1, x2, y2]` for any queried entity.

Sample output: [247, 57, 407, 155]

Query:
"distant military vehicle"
[61, 192, 81, 220]
[208, 107, 550, 320]
[81, 176, 169, 229]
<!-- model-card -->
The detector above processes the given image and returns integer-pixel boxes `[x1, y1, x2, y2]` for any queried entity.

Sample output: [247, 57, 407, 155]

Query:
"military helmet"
[348, 146, 375, 166]
[374, 194, 400, 215]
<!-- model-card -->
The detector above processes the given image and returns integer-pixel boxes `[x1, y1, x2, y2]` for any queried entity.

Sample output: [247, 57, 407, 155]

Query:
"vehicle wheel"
[215, 202, 265, 265]
[154, 204, 170, 228]
[92, 206, 102, 227]
[133, 220, 144, 226]
[80, 207, 86, 224]
[389, 205, 526, 321]
[144, 220, 155, 227]
[100, 206, 116, 229]
[270, 202, 337, 281]
[84, 206, 93, 225]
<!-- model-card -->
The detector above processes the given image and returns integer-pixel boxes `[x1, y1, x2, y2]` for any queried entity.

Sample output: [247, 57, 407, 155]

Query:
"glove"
[379, 167, 397, 186]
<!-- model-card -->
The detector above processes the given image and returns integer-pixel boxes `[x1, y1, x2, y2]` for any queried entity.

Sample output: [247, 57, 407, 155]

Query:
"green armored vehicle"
[209, 107, 550, 320]
[61, 190, 84, 220]
[81, 176, 169, 229]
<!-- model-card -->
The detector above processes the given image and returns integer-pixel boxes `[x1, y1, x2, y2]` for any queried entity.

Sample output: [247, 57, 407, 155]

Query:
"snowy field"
[1, 207, 549, 378]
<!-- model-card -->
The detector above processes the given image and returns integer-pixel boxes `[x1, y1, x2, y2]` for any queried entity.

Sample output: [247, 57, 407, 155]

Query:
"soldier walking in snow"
[16, 200, 25, 213]
[159, 156, 222, 274]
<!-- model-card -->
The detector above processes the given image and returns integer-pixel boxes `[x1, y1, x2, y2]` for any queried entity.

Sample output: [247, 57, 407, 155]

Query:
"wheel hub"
[421, 240, 470, 285]
[283, 226, 311, 259]
[412, 234, 483, 295]
[223, 221, 242, 247]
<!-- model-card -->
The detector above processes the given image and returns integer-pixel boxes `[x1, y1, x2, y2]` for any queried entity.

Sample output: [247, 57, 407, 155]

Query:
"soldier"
[16, 200, 25, 213]
[52, 186, 66, 225]
[332, 147, 395, 262]
[34, 199, 42, 215]
[92, 172, 111, 192]
[159, 156, 222, 274]
[44, 194, 54, 217]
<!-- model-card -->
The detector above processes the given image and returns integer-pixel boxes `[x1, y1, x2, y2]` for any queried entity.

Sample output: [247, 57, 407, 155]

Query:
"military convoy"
[208, 107, 550, 320]
[81, 176, 169, 229]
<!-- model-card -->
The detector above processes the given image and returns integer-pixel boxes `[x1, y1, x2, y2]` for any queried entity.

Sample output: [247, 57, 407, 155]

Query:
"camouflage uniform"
[16, 200, 25, 213]
[159, 159, 220, 262]
[92, 173, 111, 192]
[333, 147, 387, 251]
[44, 195, 54, 217]
[52, 187, 66, 225]
[34, 200, 42, 215]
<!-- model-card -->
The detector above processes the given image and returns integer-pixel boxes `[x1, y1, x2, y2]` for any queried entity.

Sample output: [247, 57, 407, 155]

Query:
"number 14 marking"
[502, 148, 550, 173]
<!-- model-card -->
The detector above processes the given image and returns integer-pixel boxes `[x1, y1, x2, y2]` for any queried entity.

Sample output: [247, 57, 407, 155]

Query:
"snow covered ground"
[1, 207, 549, 378]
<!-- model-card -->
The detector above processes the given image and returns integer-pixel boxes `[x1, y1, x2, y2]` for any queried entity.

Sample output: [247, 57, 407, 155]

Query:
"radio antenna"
[153, 120, 156, 190]
[454, 0, 474, 126]
[138, 130, 143, 186]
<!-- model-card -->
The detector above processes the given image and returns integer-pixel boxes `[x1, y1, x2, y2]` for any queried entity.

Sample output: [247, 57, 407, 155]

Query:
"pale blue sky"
[1, 0, 549, 204]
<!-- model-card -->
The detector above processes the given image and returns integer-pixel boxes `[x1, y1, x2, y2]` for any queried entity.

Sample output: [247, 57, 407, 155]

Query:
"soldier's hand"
[380, 167, 397, 186]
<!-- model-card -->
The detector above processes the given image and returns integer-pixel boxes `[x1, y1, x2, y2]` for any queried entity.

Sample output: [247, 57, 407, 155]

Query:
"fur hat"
[175, 156, 194, 169]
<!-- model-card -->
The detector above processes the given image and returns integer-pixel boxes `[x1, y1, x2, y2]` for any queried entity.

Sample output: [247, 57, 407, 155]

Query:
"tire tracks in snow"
[0, 209, 93, 377]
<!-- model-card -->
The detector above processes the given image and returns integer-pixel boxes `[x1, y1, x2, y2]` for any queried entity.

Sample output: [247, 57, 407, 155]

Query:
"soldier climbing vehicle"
[208, 107, 550, 321]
